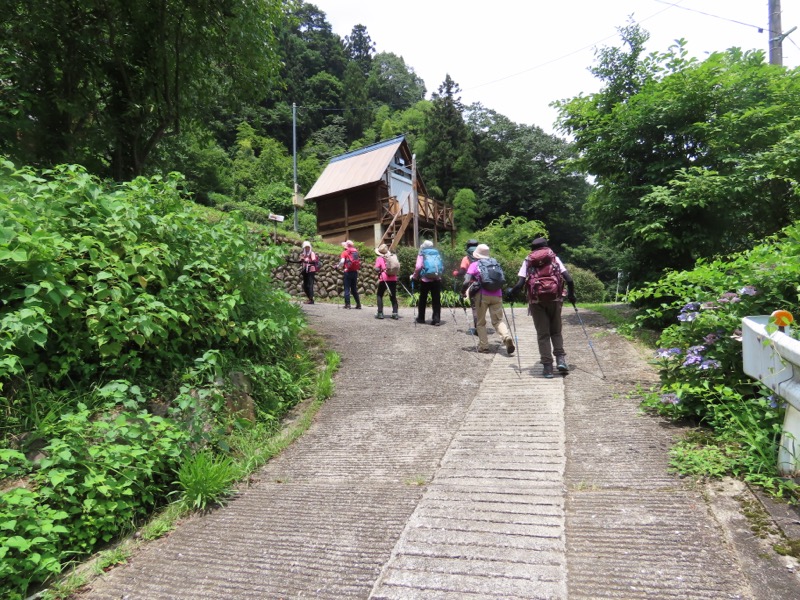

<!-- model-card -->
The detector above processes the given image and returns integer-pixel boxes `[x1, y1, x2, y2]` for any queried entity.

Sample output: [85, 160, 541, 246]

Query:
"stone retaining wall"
[269, 236, 378, 299]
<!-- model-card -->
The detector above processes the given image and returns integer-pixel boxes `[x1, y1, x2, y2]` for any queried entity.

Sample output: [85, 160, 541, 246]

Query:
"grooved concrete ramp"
[370, 309, 567, 599]
[79, 302, 800, 600]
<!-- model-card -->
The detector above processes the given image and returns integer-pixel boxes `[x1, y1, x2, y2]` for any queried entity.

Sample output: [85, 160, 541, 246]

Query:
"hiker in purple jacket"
[463, 244, 515, 355]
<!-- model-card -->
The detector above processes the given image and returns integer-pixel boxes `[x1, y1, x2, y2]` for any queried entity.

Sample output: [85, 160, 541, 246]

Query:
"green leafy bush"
[632, 221, 800, 497]
[566, 264, 606, 303]
[0, 160, 316, 596]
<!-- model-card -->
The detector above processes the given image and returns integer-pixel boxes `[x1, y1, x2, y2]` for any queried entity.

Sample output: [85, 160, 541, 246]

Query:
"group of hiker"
[289, 237, 577, 379]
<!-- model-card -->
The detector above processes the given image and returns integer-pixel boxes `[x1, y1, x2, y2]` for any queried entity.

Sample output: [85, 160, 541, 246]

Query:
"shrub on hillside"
[0, 159, 314, 596]
[629, 221, 800, 497]
[567, 264, 606, 303]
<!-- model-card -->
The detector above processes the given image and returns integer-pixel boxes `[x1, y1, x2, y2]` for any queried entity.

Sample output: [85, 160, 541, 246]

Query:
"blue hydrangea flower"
[698, 359, 721, 370]
[677, 311, 699, 322]
[655, 347, 682, 359]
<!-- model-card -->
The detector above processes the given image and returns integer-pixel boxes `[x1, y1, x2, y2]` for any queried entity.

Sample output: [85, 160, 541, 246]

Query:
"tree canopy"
[556, 24, 800, 285]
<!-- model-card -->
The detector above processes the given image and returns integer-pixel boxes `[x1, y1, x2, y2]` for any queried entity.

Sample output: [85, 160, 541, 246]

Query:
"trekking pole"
[449, 279, 458, 325]
[572, 301, 606, 379]
[410, 277, 417, 327]
[502, 303, 522, 378]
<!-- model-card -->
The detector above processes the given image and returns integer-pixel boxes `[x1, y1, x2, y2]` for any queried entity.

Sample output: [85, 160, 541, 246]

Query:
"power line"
[465, 0, 689, 93]
[652, 0, 766, 32]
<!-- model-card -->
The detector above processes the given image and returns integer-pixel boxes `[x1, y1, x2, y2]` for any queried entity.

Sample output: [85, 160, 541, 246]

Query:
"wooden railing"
[380, 194, 454, 230]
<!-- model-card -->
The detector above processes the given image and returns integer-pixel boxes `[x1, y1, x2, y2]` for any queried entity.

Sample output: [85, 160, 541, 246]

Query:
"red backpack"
[344, 248, 361, 271]
[526, 248, 564, 302]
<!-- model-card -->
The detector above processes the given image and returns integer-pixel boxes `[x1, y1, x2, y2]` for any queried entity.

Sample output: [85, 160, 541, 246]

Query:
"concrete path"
[80, 302, 800, 599]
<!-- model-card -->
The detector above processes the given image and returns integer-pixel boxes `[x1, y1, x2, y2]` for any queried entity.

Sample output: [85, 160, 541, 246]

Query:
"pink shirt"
[466, 260, 502, 297]
[374, 256, 397, 282]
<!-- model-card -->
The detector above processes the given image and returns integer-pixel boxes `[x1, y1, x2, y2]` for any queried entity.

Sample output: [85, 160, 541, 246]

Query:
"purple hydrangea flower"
[718, 292, 740, 304]
[660, 393, 680, 405]
[677, 311, 699, 322]
[739, 286, 758, 296]
[682, 302, 701, 312]
[682, 354, 703, 367]
[687, 345, 707, 354]
[703, 332, 721, 345]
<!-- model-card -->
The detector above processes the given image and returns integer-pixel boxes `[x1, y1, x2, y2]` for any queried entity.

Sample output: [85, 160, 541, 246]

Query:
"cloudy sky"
[310, 0, 800, 135]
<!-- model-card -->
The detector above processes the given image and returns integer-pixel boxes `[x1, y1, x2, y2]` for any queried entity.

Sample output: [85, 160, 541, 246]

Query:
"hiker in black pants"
[374, 244, 399, 319]
[337, 240, 362, 309]
[506, 237, 576, 378]
[298, 241, 318, 304]
[411, 240, 443, 326]
[453, 239, 479, 335]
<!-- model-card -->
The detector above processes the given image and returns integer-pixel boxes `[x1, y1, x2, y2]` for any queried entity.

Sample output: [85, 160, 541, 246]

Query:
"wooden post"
[412, 155, 419, 248]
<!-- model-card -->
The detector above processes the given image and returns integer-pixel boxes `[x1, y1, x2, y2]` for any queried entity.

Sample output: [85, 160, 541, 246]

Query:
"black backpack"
[477, 258, 506, 292]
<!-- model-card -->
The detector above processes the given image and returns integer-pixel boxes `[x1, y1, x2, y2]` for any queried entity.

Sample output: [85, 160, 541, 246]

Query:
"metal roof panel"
[305, 137, 406, 200]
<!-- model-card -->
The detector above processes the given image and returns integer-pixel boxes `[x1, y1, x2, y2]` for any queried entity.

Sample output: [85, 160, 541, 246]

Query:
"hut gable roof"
[305, 136, 418, 201]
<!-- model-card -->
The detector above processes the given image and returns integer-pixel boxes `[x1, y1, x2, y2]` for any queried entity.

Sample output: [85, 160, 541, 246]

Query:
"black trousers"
[377, 281, 398, 314]
[302, 271, 315, 301]
[417, 280, 441, 323]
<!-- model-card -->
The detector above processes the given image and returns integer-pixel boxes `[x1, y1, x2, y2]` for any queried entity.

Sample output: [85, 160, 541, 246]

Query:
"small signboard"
[268, 213, 285, 222]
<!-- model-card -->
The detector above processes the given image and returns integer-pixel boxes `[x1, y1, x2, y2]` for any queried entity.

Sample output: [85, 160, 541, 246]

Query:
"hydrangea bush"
[629, 222, 800, 494]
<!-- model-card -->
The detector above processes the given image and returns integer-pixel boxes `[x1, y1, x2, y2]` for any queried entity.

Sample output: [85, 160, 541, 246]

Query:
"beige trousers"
[476, 294, 511, 351]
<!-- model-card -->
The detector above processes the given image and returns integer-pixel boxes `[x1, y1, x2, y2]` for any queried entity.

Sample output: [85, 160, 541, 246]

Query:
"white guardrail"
[742, 315, 800, 476]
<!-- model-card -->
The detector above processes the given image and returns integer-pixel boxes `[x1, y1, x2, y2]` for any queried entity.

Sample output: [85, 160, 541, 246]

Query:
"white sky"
[311, 0, 800, 135]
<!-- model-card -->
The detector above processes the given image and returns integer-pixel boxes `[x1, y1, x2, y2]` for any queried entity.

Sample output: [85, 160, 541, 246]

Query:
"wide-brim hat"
[473, 244, 491, 259]
[375, 244, 390, 256]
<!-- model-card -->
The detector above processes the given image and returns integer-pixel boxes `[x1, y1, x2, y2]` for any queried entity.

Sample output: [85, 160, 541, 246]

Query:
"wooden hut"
[305, 136, 455, 249]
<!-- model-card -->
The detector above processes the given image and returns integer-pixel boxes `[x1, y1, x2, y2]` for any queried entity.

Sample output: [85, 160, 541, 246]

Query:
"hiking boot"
[478, 347, 490, 354]
[542, 364, 554, 379]
[304, 299, 314, 305]
[355, 304, 362, 310]
[344, 304, 352, 309]
[415, 318, 425, 324]
[375, 312, 384, 319]
[556, 355, 569, 374]
[431, 320, 441, 326]
[391, 313, 399, 320]
[504, 337, 515, 356]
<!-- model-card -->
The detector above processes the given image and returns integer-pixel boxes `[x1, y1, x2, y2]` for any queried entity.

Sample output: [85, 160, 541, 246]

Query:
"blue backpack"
[419, 248, 443, 280]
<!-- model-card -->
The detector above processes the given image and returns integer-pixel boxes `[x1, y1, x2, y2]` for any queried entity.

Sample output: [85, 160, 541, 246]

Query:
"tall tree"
[1, 0, 284, 180]
[367, 52, 426, 109]
[344, 24, 375, 76]
[422, 75, 476, 199]
[467, 105, 590, 247]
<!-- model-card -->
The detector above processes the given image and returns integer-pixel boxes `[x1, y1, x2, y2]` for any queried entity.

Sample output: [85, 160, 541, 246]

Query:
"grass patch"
[581, 302, 660, 347]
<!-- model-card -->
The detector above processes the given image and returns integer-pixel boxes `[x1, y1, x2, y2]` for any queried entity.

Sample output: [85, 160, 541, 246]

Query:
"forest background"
[3, 1, 800, 597]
